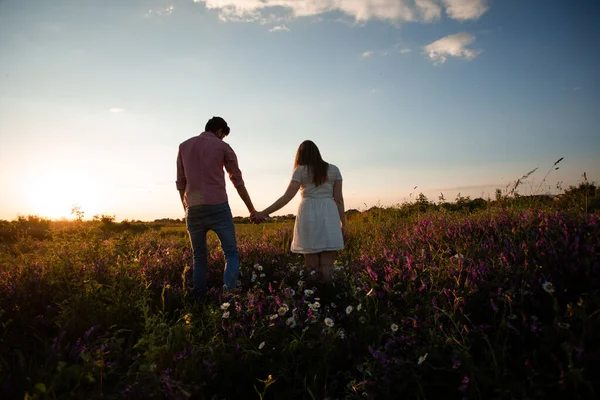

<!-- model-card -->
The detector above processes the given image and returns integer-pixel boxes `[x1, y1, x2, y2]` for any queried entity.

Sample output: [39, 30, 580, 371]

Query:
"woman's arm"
[259, 180, 301, 217]
[333, 180, 346, 232]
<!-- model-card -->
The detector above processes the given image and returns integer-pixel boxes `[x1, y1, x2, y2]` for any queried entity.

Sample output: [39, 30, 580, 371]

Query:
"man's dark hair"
[205, 116, 230, 135]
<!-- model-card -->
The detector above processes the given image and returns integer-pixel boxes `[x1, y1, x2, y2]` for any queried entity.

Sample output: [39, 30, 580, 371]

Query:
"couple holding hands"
[176, 117, 346, 294]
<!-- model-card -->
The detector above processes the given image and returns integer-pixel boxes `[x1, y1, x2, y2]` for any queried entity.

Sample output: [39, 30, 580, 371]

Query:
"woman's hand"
[250, 210, 261, 224]
[252, 211, 268, 223]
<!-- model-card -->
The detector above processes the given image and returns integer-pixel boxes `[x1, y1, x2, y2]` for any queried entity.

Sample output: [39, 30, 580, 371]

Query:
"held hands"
[250, 210, 269, 224]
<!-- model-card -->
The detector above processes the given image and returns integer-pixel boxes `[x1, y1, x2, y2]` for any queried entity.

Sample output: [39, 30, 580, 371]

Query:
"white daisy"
[278, 305, 289, 316]
[286, 316, 297, 328]
[542, 281, 555, 294]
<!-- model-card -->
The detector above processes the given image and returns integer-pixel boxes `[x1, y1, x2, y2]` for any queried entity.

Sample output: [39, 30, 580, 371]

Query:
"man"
[176, 116, 258, 294]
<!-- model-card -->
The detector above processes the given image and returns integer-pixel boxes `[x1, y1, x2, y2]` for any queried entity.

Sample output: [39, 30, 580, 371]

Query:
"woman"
[254, 140, 345, 281]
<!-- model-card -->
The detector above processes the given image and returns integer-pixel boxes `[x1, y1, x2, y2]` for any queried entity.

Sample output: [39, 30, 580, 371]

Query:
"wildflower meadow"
[1, 183, 599, 399]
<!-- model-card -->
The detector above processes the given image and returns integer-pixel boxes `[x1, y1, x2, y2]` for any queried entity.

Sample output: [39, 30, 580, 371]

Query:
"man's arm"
[224, 146, 257, 215]
[234, 185, 257, 214]
[176, 148, 187, 211]
[178, 189, 186, 211]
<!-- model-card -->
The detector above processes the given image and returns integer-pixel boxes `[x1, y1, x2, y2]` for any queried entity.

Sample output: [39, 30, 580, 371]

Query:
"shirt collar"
[200, 131, 219, 139]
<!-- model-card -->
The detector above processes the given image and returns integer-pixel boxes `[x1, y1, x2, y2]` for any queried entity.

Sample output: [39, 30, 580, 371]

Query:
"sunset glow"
[24, 167, 105, 220]
[0, 0, 598, 221]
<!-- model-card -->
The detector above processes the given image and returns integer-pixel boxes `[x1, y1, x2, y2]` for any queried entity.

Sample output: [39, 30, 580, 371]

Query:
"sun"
[24, 166, 102, 220]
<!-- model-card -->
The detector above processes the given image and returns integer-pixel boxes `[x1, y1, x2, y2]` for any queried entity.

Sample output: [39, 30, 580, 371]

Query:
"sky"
[0, 0, 599, 221]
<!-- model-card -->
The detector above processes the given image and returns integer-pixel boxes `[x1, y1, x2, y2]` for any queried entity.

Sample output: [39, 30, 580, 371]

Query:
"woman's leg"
[319, 251, 337, 281]
[304, 253, 319, 271]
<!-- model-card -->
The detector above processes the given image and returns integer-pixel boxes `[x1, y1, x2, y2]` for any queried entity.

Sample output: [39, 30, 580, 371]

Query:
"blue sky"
[0, 0, 598, 220]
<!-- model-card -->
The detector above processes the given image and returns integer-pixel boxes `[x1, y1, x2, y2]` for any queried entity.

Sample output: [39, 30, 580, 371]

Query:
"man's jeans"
[186, 202, 239, 292]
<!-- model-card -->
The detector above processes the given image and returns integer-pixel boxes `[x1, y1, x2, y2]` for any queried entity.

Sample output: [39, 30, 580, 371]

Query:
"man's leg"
[212, 205, 239, 292]
[186, 207, 208, 293]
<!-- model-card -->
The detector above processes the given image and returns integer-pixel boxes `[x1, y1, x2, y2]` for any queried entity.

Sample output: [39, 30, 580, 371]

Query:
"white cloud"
[441, 0, 488, 21]
[145, 5, 175, 17]
[362, 50, 374, 57]
[109, 108, 125, 113]
[269, 25, 290, 32]
[383, 45, 411, 56]
[260, 13, 293, 25]
[193, 0, 488, 24]
[423, 32, 480, 65]
[415, 0, 442, 21]
[382, 43, 412, 56]
[215, 6, 262, 22]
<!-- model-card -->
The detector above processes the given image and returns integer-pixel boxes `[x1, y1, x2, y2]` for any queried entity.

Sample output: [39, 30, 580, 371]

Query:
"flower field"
[1, 201, 599, 399]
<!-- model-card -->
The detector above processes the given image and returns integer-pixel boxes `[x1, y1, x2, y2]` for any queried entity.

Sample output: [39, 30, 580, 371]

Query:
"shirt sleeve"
[333, 165, 343, 181]
[291, 166, 303, 183]
[176, 147, 186, 190]
[224, 144, 245, 187]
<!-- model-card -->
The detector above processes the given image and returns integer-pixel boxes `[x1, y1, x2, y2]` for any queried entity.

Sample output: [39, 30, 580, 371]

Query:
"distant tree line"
[1, 181, 597, 243]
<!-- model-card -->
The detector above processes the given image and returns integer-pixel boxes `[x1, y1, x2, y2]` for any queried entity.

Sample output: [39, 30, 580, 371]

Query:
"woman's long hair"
[294, 140, 329, 186]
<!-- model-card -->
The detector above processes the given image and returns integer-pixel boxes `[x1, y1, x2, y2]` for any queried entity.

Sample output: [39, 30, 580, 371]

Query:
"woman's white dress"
[290, 164, 344, 254]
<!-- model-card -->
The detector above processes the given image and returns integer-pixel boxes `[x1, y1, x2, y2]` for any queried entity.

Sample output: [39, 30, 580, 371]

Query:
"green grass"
[1, 194, 599, 399]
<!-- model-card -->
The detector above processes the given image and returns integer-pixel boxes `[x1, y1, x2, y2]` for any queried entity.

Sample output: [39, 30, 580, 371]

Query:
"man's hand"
[251, 210, 268, 224]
